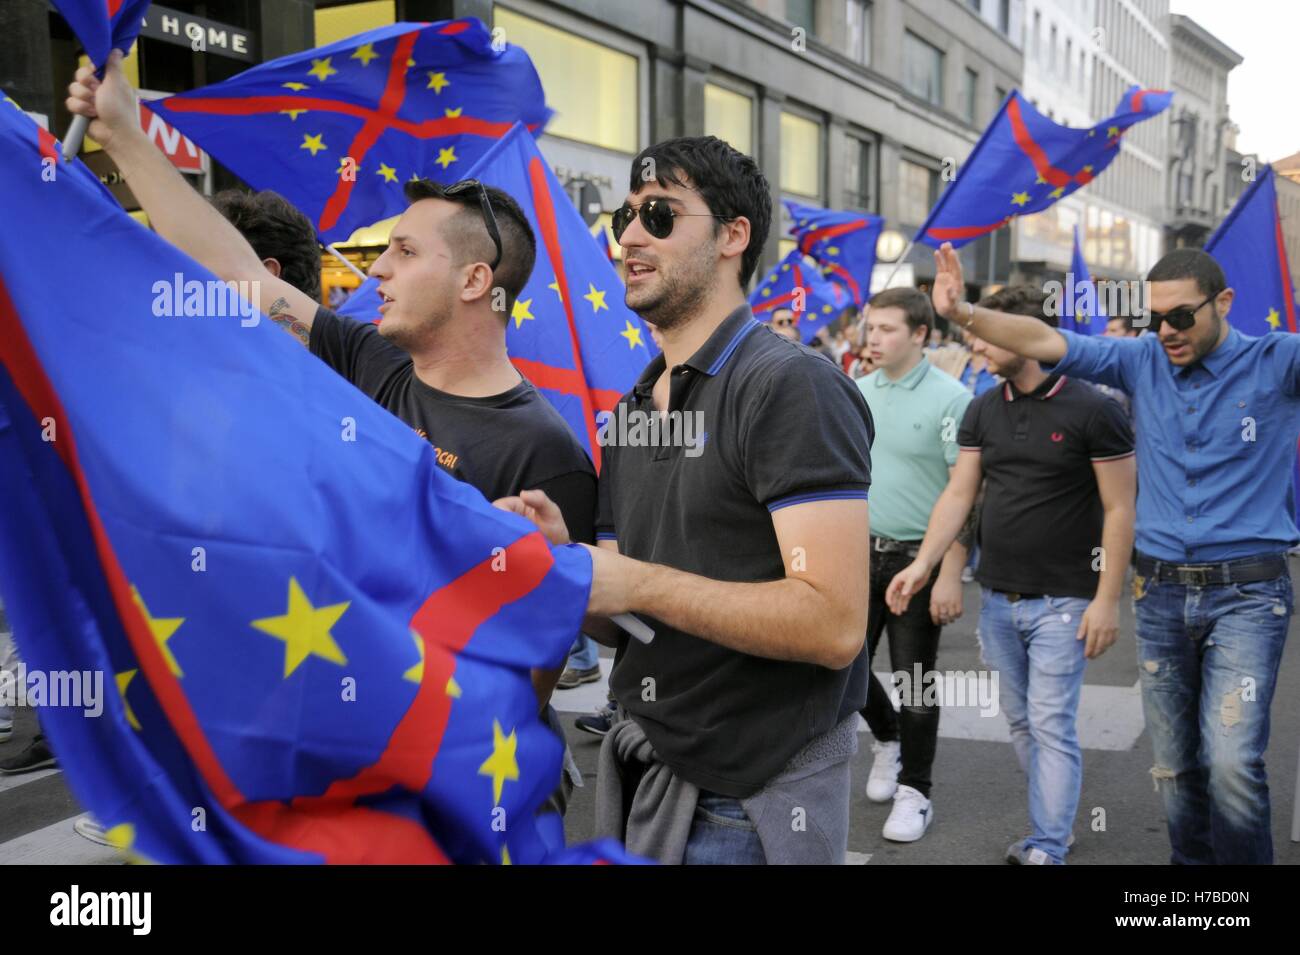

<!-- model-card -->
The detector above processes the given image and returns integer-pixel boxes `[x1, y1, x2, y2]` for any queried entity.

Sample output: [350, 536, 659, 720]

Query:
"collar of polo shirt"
[1175, 324, 1244, 379]
[873, 355, 932, 390]
[1003, 374, 1068, 402]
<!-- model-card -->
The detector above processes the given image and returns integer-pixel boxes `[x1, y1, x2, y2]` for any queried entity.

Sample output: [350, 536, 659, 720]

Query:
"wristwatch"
[957, 301, 975, 328]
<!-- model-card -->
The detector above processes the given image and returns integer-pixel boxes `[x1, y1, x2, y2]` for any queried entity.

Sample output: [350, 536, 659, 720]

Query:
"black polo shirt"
[595, 304, 874, 798]
[958, 375, 1134, 598]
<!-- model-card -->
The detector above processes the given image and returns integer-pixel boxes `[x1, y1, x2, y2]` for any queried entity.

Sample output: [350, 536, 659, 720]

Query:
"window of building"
[315, 1, 394, 46]
[494, 6, 639, 154]
[963, 68, 978, 123]
[786, 0, 816, 34]
[998, 0, 1011, 34]
[780, 110, 822, 198]
[967, 0, 982, 12]
[847, 0, 872, 66]
[899, 158, 938, 226]
[995, 84, 1008, 107]
[1032, 10, 1041, 60]
[844, 134, 877, 211]
[903, 31, 944, 106]
[704, 83, 753, 157]
[1064, 38, 1072, 84]
[1049, 24, 1057, 73]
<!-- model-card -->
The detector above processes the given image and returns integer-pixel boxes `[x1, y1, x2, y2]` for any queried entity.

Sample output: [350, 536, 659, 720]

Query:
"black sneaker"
[0, 733, 56, 774]
[556, 664, 601, 690]
[574, 700, 617, 737]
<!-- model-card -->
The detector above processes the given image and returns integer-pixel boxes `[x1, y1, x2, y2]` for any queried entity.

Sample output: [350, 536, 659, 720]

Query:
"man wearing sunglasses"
[766, 307, 800, 341]
[500, 136, 874, 864]
[926, 241, 1298, 865]
[67, 60, 598, 802]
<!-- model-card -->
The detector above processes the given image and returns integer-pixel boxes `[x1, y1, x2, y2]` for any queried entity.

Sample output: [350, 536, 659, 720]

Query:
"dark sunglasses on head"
[773, 316, 796, 328]
[611, 199, 733, 242]
[1148, 291, 1218, 332]
[443, 178, 502, 272]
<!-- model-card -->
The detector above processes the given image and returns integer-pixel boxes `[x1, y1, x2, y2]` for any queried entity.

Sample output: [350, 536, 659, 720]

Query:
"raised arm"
[932, 242, 1067, 365]
[66, 51, 321, 344]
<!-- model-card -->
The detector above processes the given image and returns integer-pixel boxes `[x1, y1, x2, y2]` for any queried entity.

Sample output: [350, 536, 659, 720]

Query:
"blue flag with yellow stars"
[784, 200, 882, 307]
[594, 225, 616, 263]
[148, 18, 552, 244]
[0, 99, 643, 865]
[916, 87, 1172, 249]
[1062, 224, 1102, 335]
[1205, 165, 1298, 337]
[750, 249, 848, 343]
[52, 0, 151, 67]
[463, 123, 657, 470]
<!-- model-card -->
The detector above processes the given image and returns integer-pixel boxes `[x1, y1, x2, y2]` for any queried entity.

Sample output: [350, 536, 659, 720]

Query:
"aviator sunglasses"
[442, 179, 502, 272]
[611, 199, 733, 242]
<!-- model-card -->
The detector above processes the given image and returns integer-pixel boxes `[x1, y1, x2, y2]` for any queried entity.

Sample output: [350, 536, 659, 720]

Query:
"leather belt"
[1133, 551, 1288, 587]
[871, 536, 921, 558]
[992, 590, 1042, 603]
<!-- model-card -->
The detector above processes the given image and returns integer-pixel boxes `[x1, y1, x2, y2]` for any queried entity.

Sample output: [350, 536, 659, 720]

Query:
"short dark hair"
[403, 179, 537, 314]
[978, 285, 1057, 327]
[211, 189, 321, 301]
[868, 286, 934, 337]
[629, 135, 771, 288]
[1146, 248, 1227, 299]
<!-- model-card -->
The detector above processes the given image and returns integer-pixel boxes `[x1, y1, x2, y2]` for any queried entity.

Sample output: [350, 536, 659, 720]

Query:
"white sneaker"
[865, 740, 901, 802]
[0, 706, 12, 744]
[882, 785, 933, 842]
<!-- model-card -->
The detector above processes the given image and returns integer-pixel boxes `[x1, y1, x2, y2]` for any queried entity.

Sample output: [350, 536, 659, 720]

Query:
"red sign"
[138, 101, 205, 174]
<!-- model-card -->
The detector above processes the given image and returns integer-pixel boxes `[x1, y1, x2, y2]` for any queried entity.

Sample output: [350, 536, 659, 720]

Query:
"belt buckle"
[873, 537, 892, 554]
[1176, 565, 1210, 587]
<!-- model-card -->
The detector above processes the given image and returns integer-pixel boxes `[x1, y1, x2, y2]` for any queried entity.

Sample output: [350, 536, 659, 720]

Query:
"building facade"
[1165, 12, 1241, 250]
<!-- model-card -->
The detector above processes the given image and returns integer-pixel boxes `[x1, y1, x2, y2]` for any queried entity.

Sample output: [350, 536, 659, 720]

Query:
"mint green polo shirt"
[857, 357, 973, 541]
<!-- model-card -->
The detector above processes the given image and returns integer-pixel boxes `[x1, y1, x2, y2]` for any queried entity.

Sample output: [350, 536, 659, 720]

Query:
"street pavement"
[2, 566, 1298, 865]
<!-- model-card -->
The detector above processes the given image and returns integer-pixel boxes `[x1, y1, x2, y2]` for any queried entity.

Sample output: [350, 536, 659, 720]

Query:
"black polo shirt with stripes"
[595, 304, 874, 797]
[958, 374, 1134, 599]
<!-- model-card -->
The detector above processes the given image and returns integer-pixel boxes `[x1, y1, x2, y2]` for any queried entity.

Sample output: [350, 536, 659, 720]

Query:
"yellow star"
[131, 587, 184, 678]
[116, 670, 141, 731]
[477, 720, 519, 805]
[1082, 164, 1094, 173]
[548, 278, 563, 299]
[583, 283, 608, 313]
[1049, 186, 1065, 199]
[427, 71, 450, 93]
[351, 43, 379, 67]
[501, 845, 512, 865]
[1108, 125, 1120, 137]
[307, 57, 337, 82]
[761, 287, 772, 297]
[512, 297, 535, 328]
[1011, 192, 1030, 207]
[620, 320, 644, 349]
[407, 58, 416, 68]
[780, 263, 790, 272]
[444, 107, 463, 118]
[251, 577, 350, 678]
[1087, 129, 1096, 137]
[1267, 307, 1281, 329]
[822, 303, 833, 314]
[300, 133, 326, 156]
[435, 146, 457, 169]
[446, 676, 462, 698]
[282, 82, 308, 92]
[826, 245, 840, 256]
[1035, 173, 1047, 185]
[280, 109, 306, 121]
[403, 630, 424, 684]
[376, 162, 398, 183]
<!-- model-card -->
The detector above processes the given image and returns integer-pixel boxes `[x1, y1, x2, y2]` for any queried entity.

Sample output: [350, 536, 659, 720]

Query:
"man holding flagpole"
[919, 239, 1298, 865]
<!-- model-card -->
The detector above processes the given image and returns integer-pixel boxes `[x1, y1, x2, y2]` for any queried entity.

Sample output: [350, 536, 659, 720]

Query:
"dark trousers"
[859, 547, 942, 798]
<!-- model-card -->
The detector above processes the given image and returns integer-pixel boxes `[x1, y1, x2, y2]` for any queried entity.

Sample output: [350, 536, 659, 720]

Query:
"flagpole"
[326, 244, 367, 280]
[61, 114, 89, 163]
[854, 239, 915, 345]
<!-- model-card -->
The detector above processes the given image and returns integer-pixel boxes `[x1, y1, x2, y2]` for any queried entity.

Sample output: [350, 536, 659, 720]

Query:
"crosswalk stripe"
[0, 767, 60, 793]
[0, 814, 122, 865]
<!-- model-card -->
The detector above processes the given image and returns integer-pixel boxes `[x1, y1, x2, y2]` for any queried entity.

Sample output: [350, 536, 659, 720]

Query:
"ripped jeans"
[1134, 567, 1291, 864]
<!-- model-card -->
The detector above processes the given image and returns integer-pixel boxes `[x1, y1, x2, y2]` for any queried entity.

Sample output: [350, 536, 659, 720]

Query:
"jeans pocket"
[694, 795, 756, 831]
[1230, 576, 1293, 616]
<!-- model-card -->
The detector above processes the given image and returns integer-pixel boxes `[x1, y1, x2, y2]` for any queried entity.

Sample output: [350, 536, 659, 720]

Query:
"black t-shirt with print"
[310, 307, 596, 544]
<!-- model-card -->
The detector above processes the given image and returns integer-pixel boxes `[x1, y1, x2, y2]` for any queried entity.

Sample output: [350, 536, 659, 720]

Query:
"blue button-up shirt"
[1046, 327, 1300, 561]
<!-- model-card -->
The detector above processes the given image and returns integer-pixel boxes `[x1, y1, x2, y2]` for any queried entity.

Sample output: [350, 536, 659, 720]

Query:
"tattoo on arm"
[267, 296, 311, 346]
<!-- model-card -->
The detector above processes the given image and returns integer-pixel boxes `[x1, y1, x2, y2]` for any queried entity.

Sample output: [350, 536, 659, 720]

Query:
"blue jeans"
[977, 588, 1089, 864]
[1134, 569, 1291, 864]
[566, 634, 599, 671]
[682, 792, 766, 865]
